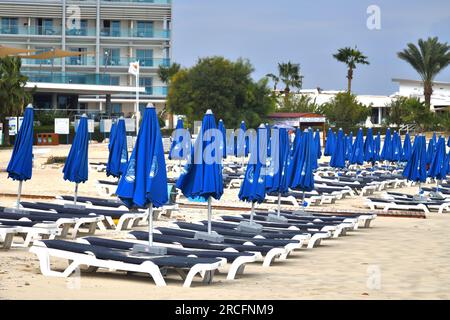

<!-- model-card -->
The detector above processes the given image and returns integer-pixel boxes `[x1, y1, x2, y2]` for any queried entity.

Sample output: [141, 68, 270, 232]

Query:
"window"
[136, 49, 153, 67]
[103, 48, 120, 66]
[35, 47, 52, 65]
[36, 18, 54, 35]
[2, 17, 18, 34]
[68, 48, 87, 65]
[136, 21, 153, 37]
[110, 76, 120, 86]
[102, 20, 120, 36]
[139, 77, 153, 95]
[112, 103, 121, 114]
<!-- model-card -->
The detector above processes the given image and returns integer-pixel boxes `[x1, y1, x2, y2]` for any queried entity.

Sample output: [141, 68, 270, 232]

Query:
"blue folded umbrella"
[374, 131, 381, 162]
[235, 120, 249, 157]
[330, 129, 346, 169]
[7, 104, 34, 182]
[363, 128, 374, 163]
[345, 132, 353, 161]
[403, 135, 427, 183]
[169, 118, 190, 161]
[218, 119, 227, 159]
[402, 132, 412, 161]
[116, 105, 168, 209]
[381, 128, 393, 162]
[324, 128, 335, 156]
[106, 118, 128, 178]
[226, 129, 235, 156]
[63, 115, 89, 184]
[288, 128, 315, 192]
[314, 129, 322, 159]
[239, 125, 267, 204]
[428, 136, 447, 180]
[350, 128, 364, 165]
[391, 131, 402, 163]
[108, 122, 117, 151]
[426, 136, 436, 165]
[266, 127, 290, 195]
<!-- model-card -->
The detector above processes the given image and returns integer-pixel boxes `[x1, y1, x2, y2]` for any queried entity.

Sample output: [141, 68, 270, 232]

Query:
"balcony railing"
[101, 56, 170, 67]
[23, 72, 116, 86]
[100, 27, 170, 39]
[65, 56, 97, 66]
[101, 0, 171, 4]
[66, 27, 96, 37]
[0, 26, 62, 36]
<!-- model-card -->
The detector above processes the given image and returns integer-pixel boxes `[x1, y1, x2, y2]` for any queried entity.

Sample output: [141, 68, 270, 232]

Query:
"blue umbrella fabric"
[381, 128, 393, 162]
[309, 128, 319, 170]
[7, 104, 34, 182]
[403, 135, 427, 183]
[63, 115, 89, 184]
[324, 128, 335, 156]
[116, 105, 168, 208]
[345, 132, 353, 161]
[426, 137, 436, 165]
[330, 129, 346, 169]
[391, 131, 402, 163]
[266, 127, 290, 195]
[106, 118, 128, 178]
[428, 136, 447, 180]
[238, 125, 267, 204]
[218, 119, 227, 159]
[169, 118, 190, 161]
[402, 132, 412, 162]
[235, 120, 249, 157]
[226, 129, 235, 156]
[364, 128, 374, 163]
[314, 130, 322, 159]
[350, 128, 364, 165]
[108, 122, 117, 151]
[7, 104, 34, 208]
[288, 128, 315, 192]
[374, 131, 381, 162]
[266, 123, 272, 158]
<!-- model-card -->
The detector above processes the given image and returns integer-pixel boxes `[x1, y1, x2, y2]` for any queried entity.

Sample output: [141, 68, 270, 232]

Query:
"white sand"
[1, 144, 449, 299]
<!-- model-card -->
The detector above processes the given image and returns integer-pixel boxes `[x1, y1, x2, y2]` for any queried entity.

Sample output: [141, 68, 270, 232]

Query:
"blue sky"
[172, 0, 450, 95]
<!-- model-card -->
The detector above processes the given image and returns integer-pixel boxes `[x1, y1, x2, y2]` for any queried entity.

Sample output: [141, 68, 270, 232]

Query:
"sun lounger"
[0, 226, 19, 249]
[80, 237, 261, 281]
[0, 219, 61, 247]
[30, 239, 224, 287]
[366, 197, 450, 214]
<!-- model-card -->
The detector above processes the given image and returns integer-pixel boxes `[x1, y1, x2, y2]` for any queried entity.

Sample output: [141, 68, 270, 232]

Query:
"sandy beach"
[1, 143, 450, 300]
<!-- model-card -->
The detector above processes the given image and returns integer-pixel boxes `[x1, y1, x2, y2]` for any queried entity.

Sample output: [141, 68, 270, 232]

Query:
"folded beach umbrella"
[374, 131, 381, 162]
[116, 104, 168, 253]
[391, 131, 402, 163]
[345, 132, 353, 161]
[324, 128, 335, 156]
[314, 129, 322, 159]
[6, 104, 34, 209]
[403, 135, 427, 185]
[176, 110, 224, 241]
[266, 123, 272, 158]
[169, 118, 189, 161]
[308, 128, 319, 170]
[432, 132, 437, 146]
[235, 120, 249, 157]
[447, 136, 450, 148]
[63, 115, 89, 205]
[401, 132, 412, 162]
[106, 117, 128, 178]
[218, 119, 227, 159]
[330, 129, 346, 169]
[428, 136, 447, 181]
[239, 125, 267, 225]
[108, 122, 117, 151]
[265, 127, 290, 216]
[364, 128, 374, 163]
[291, 128, 302, 157]
[287, 128, 315, 209]
[226, 129, 235, 156]
[426, 137, 436, 165]
[350, 128, 364, 165]
[381, 128, 393, 162]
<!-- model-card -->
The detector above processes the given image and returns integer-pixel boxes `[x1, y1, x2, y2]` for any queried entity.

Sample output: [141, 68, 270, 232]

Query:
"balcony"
[23, 71, 117, 86]
[65, 56, 97, 66]
[101, 0, 171, 4]
[100, 27, 170, 39]
[101, 56, 170, 67]
[0, 26, 62, 36]
[66, 27, 96, 37]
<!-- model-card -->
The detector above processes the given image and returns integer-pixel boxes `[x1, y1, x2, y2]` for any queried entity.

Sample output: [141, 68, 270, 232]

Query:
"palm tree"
[398, 37, 450, 107]
[333, 47, 369, 93]
[277, 62, 303, 97]
[158, 62, 181, 84]
[265, 73, 280, 92]
[0, 56, 32, 146]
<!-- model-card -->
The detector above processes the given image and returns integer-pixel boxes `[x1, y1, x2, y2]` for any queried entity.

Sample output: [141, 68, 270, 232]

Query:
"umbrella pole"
[250, 202, 255, 224]
[277, 192, 281, 217]
[16, 181, 23, 209]
[148, 203, 154, 247]
[74, 183, 79, 205]
[207, 197, 212, 235]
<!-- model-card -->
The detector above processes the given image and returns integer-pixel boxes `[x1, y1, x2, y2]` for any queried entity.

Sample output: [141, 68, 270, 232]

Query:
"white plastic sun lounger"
[30, 239, 225, 288]
[0, 226, 19, 249]
[0, 220, 61, 247]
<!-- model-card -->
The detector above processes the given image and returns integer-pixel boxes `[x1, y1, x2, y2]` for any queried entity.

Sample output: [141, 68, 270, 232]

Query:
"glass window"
[136, 49, 153, 67]
[136, 21, 153, 37]
[2, 17, 18, 34]
[139, 77, 153, 95]
[112, 103, 121, 114]
[103, 48, 120, 66]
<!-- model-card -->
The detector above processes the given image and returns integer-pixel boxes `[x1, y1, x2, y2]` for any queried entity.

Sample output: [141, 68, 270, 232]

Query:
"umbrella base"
[236, 221, 263, 234]
[266, 214, 289, 224]
[3, 207, 29, 214]
[194, 231, 224, 243]
[131, 244, 168, 256]
[63, 203, 87, 210]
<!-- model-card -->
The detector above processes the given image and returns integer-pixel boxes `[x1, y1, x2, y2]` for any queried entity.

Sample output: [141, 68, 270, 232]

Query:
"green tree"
[0, 57, 32, 146]
[318, 92, 370, 129]
[333, 47, 369, 93]
[398, 37, 450, 107]
[167, 57, 275, 128]
[158, 62, 181, 84]
[278, 94, 318, 113]
[277, 62, 303, 96]
[385, 97, 409, 126]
